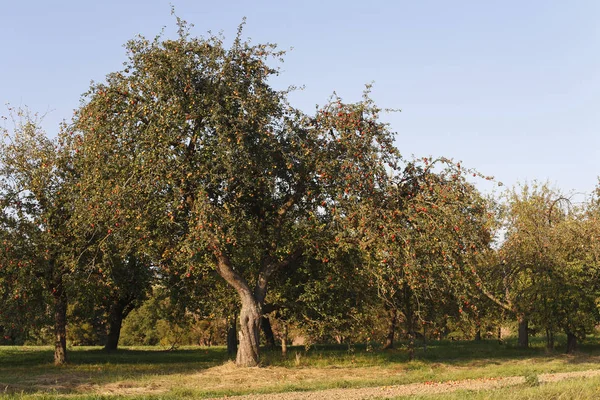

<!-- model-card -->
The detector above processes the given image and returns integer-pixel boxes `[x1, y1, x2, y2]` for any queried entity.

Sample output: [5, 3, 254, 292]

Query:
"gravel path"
[207, 369, 600, 400]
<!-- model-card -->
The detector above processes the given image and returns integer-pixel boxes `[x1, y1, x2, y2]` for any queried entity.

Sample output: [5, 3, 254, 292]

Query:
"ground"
[3, 339, 600, 399]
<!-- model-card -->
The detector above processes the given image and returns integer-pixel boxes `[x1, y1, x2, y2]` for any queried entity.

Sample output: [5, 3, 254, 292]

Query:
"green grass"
[0, 337, 599, 398]
[389, 376, 600, 399]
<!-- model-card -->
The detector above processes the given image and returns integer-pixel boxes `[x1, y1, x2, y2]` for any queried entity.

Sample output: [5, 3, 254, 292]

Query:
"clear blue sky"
[1, 0, 598, 196]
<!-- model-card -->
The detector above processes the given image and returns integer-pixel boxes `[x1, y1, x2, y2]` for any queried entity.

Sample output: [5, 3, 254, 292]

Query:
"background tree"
[0, 109, 80, 364]
[479, 182, 600, 351]
[360, 159, 494, 356]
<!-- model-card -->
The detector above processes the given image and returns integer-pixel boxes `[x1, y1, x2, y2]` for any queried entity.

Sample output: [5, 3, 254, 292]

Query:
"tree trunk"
[566, 331, 577, 354]
[281, 321, 288, 357]
[406, 309, 415, 361]
[517, 316, 528, 348]
[53, 288, 67, 365]
[227, 315, 237, 358]
[546, 327, 554, 350]
[213, 250, 295, 367]
[408, 331, 415, 361]
[236, 296, 261, 367]
[497, 325, 503, 344]
[475, 329, 481, 341]
[260, 316, 275, 348]
[382, 308, 397, 350]
[104, 301, 125, 351]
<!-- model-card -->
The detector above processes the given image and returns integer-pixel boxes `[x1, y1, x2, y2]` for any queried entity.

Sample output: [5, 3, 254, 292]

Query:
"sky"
[1, 0, 598, 198]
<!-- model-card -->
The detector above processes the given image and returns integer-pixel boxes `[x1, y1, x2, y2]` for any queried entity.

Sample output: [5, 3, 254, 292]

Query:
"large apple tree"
[68, 20, 397, 366]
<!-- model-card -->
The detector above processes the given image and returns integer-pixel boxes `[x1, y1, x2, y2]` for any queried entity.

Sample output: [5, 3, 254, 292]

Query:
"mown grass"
[390, 375, 600, 399]
[1, 336, 600, 398]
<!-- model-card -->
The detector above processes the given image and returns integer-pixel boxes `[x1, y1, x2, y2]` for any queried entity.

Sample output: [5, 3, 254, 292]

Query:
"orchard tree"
[68, 19, 398, 366]
[480, 182, 598, 350]
[541, 196, 600, 352]
[69, 248, 153, 351]
[478, 183, 555, 348]
[359, 159, 494, 354]
[0, 109, 79, 364]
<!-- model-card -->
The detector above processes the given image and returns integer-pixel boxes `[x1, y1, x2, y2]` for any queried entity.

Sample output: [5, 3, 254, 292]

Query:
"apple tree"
[68, 20, 397, 366]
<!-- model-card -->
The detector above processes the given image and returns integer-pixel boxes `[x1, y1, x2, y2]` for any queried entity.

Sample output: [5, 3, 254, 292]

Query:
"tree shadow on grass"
[0, 346, 230, 394]
[264, 338, 600, 368]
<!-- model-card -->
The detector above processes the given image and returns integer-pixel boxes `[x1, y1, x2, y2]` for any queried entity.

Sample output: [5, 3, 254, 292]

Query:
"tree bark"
[53, 286, 68, 365]
[236, 296, 261, 367]
[475, 329, 482, 341]
[566, 331, 577, 354]
[214, 252, 261, 366]
[281, 321, 288, 357]
[382, 308, 397, 350]
[517, 315, 528, 348]
[227, 315, 237, 358]
[261, 316, 275, 348]
[104, 301, 126, 351]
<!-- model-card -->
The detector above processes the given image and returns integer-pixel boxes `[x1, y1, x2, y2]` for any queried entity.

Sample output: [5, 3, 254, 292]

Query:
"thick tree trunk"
[213, 249, 300, 367]
[566, 331, 577, 354]
[475, 329, 482, 341]
[517, 316, 528, 348]
[104, 301, 126, 351]
[236, 296, 261, 367]
[227, 316, 237, 358]
[261, 316, 276, 348]
[53, 288, 68, 365]
[281, 321, 288, 357]
[382, 308, 397, 350]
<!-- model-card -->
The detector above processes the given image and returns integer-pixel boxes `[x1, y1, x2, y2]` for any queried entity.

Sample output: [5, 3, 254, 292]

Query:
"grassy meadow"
[2, 336, 600, 399]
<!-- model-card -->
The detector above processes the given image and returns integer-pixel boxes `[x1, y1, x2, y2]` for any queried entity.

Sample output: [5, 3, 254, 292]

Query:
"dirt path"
[207, 369, 600, 400]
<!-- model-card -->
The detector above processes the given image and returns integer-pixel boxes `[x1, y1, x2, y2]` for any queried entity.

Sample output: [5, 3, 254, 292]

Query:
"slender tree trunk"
[236, 296, 261, 367]
[474, 317, 481, 341]
[546, 327, 554, 350]
[497, 325, 503, 344]
[260, 316, 275, 349]
[383, 308, 397, 350]
[408, 331, 415, 361]
[406, 310, 415, 361]
[281, 321, 288, 357]
[566, 331, 577, 354]
[227, 315, 237, 358]
[53, 287, 67, 365]
[104, 301, 125, 351]
[517, 315, 528, 348]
